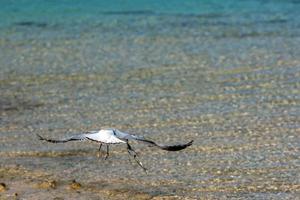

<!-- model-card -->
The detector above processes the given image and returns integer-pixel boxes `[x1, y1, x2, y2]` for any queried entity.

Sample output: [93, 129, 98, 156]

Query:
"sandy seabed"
[1, 17, 300, 199]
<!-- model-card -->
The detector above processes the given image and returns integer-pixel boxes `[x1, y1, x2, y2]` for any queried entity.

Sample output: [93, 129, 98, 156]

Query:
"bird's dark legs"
[104, 145, 109, 160]
[97, 143, 109, 160]
[97, 143, 103, 158]
[97, 142, 146, 172]
[126, 142, 147, 173]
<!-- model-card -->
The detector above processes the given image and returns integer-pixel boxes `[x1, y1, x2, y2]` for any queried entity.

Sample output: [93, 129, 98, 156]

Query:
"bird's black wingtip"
[36, 134, 44, 140]
[187, 140, 194, 146]
[160, 139, 194, 151]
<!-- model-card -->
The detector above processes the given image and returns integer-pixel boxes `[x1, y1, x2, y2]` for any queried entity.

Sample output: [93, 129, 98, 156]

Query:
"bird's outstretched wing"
[135, 138, 193, 151]
[37, 133, 88, 143]
[114, 129, 193, 151]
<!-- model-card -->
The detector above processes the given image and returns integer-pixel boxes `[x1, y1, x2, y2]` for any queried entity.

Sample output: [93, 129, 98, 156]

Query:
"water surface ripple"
[0, 0, 300, 199]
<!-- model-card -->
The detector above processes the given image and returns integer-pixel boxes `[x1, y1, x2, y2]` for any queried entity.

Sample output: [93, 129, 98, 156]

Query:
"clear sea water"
[1, 0, 300, 40]
[1, 1, 300, 199]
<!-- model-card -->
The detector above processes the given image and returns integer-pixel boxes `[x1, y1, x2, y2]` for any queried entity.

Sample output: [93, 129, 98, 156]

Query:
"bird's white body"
[84, 129, 126, 144]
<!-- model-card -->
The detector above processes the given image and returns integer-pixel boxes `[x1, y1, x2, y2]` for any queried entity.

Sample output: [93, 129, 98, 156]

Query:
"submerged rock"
[69, 180, 82, 190]
[37, 180, 57, 189]
[14, 21, 48, 28]
[0, 183, 7, 192]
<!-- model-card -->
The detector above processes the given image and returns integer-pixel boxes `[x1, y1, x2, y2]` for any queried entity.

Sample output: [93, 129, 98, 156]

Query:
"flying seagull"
[37, 128, 193, 172]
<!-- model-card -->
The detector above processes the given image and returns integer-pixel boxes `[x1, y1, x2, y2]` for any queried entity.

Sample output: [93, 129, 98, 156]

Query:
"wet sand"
[1, 18, 300, 199]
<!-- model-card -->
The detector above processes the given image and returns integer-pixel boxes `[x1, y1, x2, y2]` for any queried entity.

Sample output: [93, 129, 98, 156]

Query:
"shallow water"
[1, 0, 300, 199]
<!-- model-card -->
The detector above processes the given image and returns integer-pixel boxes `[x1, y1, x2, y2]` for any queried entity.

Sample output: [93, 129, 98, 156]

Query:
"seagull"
[37, 128, 193, 172]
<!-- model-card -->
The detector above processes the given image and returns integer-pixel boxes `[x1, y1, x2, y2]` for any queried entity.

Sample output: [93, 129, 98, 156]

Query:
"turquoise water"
[1, 0, 300, 40]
